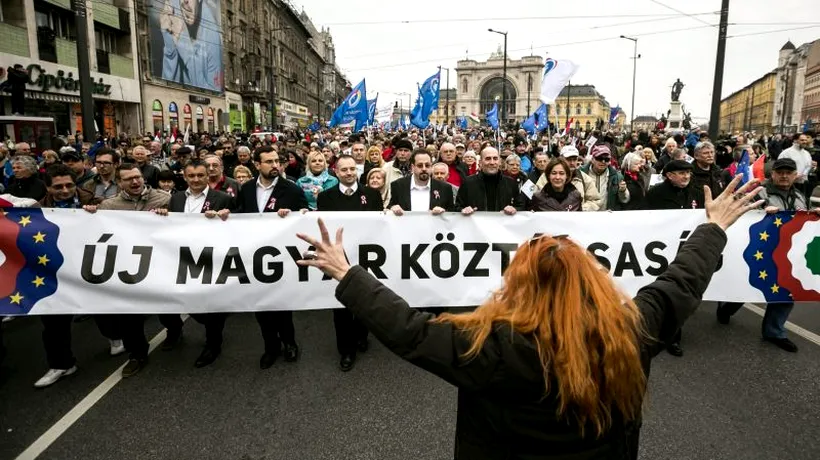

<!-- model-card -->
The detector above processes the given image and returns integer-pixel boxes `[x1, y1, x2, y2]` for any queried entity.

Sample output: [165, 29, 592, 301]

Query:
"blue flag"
[457, 116, 468, 129]
[308, 121, 321, 132]
[609, 106, 620, 125]
[367, 95, 378, 125]
[411, 84, 429, 129]
[735, 147, 752, 185]
[486, 103, 499, 130]
[419, 70, 441, 122]
[329, 79, 368, 128]
[522, 103, 548, 135]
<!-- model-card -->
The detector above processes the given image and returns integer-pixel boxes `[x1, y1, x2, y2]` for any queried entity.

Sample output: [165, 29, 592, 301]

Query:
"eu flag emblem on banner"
[486, 103, 499, 130]
[742, 212, 820, 302]
[0, 208, 64, 315]
[609, 106, 620, 125]
[329, 79, 368, 128]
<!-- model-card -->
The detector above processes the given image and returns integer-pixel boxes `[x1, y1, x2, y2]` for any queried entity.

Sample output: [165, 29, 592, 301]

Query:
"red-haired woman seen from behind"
[296, 175, 763, 460]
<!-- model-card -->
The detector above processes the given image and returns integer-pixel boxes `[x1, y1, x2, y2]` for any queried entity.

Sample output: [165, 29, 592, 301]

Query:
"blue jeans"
[762, 302, 794, 339]
[717, 302, 794, 339]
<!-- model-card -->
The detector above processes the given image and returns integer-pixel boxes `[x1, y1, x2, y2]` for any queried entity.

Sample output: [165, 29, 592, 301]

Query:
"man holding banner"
[456, 147, 522, 214]
[237, 146, 308, 369]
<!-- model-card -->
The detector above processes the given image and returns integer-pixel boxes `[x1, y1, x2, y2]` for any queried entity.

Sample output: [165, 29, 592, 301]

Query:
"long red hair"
[435, 235, 647, 437]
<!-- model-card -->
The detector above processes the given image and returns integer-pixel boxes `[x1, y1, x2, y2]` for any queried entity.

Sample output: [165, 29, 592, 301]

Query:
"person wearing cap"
[535, 145, 602, 211]
[580, 144, 628, 211]
[382, 138, 414, 204]
[513, 138, 533, 174]
[60, 147, 95, 189]
[778, 133, 814, 196]
[716, 157, 818, 353]
[645, 159, 704, 357]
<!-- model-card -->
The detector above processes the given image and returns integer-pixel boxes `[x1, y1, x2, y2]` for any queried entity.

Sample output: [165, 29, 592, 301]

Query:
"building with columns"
[455, 51, 543, 125]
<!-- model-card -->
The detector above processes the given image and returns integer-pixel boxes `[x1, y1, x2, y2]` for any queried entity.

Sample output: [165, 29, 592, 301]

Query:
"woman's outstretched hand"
[704, 175, 765, 232]
[296, 218, 351, 281]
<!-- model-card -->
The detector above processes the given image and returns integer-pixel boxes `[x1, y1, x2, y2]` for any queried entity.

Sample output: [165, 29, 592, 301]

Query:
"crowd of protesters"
[0, 122, 818, 388]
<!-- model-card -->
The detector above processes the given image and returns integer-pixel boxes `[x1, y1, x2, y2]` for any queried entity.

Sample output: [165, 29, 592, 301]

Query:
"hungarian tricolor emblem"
[743, 212, 820, 302]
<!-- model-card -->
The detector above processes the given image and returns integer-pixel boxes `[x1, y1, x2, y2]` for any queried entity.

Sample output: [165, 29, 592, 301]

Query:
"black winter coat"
[644, 180, 701, 210]
[690, 164, 726, 207]
[335, 224, 727, 460]
[7, 176, 47, 201]
[617, 174, 646, 211]
[456, 172, 524, 212]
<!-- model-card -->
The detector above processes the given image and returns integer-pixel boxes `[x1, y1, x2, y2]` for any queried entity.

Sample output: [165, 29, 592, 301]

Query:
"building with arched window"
[455, 51, 543, 125]
[550, 84, 613, 134]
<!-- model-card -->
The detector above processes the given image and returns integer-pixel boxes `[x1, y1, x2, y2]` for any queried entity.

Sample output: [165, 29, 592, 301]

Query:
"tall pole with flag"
[538, 57, 579, 137]
[329, 79, 368, 130]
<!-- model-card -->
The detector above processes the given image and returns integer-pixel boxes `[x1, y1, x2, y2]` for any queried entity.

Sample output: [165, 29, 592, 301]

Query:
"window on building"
[95, 28, 115, 53]
[575, 104, 581, 115]
[555, 104, 560, 115]
[462, 79, 468, 93]
[585, 120, 591, 131]
[586, 104, 592, 115]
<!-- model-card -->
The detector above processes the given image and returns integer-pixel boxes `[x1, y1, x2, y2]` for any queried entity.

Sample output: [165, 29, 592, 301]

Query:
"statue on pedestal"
[671, 79, 685, 102]
[682, 111, 692, 130]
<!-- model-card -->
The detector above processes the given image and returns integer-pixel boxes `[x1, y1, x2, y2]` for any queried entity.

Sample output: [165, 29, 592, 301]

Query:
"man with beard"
[382, 138, 414, 204]
[162, 160, 233, 367]
[316, 155, 383, 371]
[388, 149, 454, 215]
[82, 148, 120, 200]
[237, 146, 308, 369]
[456, 147, 523, 214]
[644, 159, 701, 357]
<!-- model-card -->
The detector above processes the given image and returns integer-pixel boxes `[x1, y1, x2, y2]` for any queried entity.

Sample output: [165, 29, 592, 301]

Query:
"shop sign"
[24, 63, 111, 96]
[151, 100, 162, 116]
[183, 104, 192, 120]
[189, 95, 211, 105]
[207, 107, 214, 119]
[169, 102, 179, 118]
[196, 106, 204, 119]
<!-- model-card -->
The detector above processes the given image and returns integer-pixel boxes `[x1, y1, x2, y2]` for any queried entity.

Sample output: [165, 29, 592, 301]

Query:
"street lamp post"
[488, 29, 508, 125]
[620, 35, 639, 133]
[439, 66, 451, 126]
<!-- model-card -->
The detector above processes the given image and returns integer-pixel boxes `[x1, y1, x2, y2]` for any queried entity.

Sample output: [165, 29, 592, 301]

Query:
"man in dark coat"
[388, 149, 455, 214]
[644, 159, 701, 357]
[237, 145, 308, 369]
[456, 147, 523, 214]
[690, 141, 726, 205]
[316, 155, 384, 372]
[164, 160, 234, 368]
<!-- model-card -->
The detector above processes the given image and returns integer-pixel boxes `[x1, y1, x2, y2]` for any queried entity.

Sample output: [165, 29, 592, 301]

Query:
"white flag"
[539, 58, 579, 105]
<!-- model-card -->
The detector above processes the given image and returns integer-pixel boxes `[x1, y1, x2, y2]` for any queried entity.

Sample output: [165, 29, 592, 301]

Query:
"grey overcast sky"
[297, 0, 820, 122]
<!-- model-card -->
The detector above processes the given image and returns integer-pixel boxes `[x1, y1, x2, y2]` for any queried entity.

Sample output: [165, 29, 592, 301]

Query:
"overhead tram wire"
[321, 12, 717, 27]
[345, 24, 716, 72]
[341, 13, 717, 61]
[649, 0, 715, 27]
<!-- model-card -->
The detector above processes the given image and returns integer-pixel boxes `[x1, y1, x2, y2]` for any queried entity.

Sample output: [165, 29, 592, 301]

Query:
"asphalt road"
[1, 302, 819, 460]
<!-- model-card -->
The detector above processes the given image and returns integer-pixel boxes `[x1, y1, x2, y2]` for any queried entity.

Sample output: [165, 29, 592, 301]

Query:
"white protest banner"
[1, 209, 817, 315]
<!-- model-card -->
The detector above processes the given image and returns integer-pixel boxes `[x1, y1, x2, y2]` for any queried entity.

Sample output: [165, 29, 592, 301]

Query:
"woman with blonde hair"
[296, 151, 339, 210]
[365, 167, 388, 208]
[296, 175, 763, 460]
[232, 165, 253, 186]
[365, 146, 384, 169]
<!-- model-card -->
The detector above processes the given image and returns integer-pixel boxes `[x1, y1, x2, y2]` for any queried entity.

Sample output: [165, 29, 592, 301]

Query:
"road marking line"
[15, 317, 187, 460]
[743, 303, 820, 347]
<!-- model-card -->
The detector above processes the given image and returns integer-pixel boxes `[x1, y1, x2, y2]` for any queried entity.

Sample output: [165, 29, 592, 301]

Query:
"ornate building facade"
[455, 51, 543, 125]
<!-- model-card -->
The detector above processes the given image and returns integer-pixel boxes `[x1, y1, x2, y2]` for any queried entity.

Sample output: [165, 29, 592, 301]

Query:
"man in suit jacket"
[237, 146, 309, 370]
[388, 149, 454, 215]
[316, 155, 383, 372]
[163, 160, 233, 368]
[456, 147, 524, 215]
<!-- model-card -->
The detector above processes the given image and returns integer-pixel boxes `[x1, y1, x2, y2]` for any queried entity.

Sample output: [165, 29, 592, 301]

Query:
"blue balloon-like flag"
[486, 103, 499, 130]
[329, 79, 368, 128]
[522, 103, 548, 135]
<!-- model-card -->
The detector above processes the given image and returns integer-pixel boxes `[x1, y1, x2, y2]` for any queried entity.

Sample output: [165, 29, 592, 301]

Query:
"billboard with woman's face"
[148, 0, 223, 93]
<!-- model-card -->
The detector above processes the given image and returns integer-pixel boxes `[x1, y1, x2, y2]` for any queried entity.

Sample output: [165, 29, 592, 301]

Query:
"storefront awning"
[25, 91, 81, 104]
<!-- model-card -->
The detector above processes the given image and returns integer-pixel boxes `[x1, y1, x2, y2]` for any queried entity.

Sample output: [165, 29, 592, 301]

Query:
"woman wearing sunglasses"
[296, 175, 763, 460]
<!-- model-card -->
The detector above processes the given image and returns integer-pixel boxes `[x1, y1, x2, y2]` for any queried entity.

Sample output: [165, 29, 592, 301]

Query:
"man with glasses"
[34, 164, 122, 387]
[202, 153, 239, 202]
[82, 148, 120, 200]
